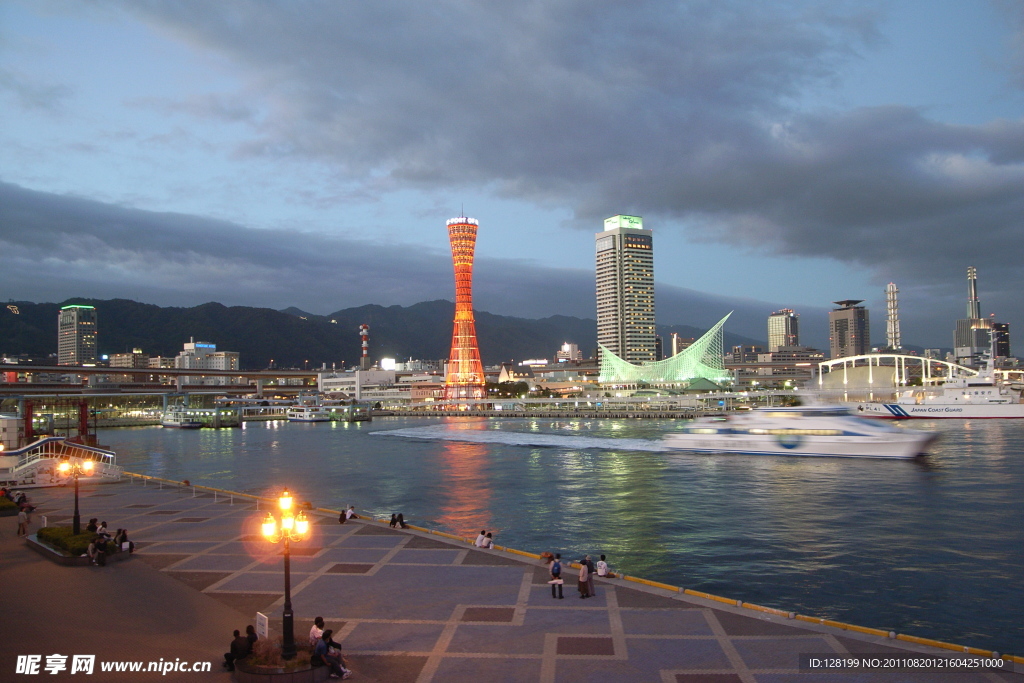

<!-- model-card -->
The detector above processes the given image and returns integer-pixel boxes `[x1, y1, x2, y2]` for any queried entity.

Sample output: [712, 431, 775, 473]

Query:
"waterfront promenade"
[2, 479, 1018, 682]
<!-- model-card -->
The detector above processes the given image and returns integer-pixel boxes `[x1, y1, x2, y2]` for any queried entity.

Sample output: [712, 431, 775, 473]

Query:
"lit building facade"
[953, 267, 1007, 366]
[175, 340, 241, 385]
[828, 300, 870, 359]
[767, 309, 799, 351]
[57, 304, 98, 366]
[596, 215, 655, 364]
[444, 216, 486, 401]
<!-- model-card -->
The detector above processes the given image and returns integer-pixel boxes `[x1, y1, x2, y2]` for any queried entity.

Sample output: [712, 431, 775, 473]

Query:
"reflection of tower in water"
[444, 216, 486, 401]
[436, 439, 492, 535]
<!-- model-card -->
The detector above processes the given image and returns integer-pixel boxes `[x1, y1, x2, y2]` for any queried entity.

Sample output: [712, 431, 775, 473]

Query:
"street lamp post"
[58, 458, 94, 535]
[261, 489, 310, 660]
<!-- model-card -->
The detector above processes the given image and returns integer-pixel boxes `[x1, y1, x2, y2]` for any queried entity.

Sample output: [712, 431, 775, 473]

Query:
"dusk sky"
[2, 1, 1023, 347]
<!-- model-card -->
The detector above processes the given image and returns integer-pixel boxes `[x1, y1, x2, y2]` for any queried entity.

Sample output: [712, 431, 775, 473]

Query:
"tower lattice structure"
[444, 217, 486, 401]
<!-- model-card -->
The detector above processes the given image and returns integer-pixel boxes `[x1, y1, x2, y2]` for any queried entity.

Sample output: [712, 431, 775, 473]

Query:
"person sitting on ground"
[597, 554, 609, 578]
[315, 629, 351, 679]
[397, 513, 407, 529]
[246, 624, 258, 647]
[389, 514, 398, 528]
[87, 537, 104, 565]
[482, 532, 494, 549]
[474, 530, 487, 547]
[86, 518, 98, 534]
[223, 629, 252, 671]
[345, 506, 357, 521]
[97, 521, 110, 538]
[309, 616, 325, 647]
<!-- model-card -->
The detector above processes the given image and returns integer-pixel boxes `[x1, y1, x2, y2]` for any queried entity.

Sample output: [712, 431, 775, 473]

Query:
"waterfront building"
[110, 348, 148, 369]
[670, 333, 695, 357]
[444, 216, 486, 401]
[727, 346, 825, 388]
[57, 304, 97, 366]
[555, 342, 583, 362]
[828, 300, 870, 359]
[598, 313, 730, 388]
[885, 283, 902, 350]
[767, 309, 799, 351]
[174, 340, 241, 385]
[596, 215, 656, 364]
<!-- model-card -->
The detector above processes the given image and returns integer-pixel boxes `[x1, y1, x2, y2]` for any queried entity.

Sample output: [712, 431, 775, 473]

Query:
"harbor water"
[101, 416, 1024, 655]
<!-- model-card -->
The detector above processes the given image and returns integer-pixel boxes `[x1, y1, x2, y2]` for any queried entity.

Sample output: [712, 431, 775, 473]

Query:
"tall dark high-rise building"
[993, 322, 1011, 358]
[57, 304, 97, 366]
[828, 300, 870, 359]
[444, 216, 485, 401]
[954, 266, 1002, 367]
[595, 215, 655, 364]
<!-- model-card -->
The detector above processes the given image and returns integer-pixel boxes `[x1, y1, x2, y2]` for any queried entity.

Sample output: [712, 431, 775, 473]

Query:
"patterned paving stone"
[345, 621, 447, 652]
[615, 585, 688, 609]
[134, 553, 192, 570]
[713, 609, 803, 636]
[146, 510, 182, 515]
[675, 674, 743, 683]
[447, 623, 547, 655]
[164, 570, 233, 591]
[404, 535, 457, 549]
[328, 563, 376, 574]
[172, 517, 210, 523]
[462, 607, 516, 623]
[461, 549, 523, 566]
[204, 591, 281, 617]
[433, 656, 542, 683]
[621, 608, 714, 636]
[354, 523, 402, 536]
[731, 636, 834, 669]
[556, 636, 615, 655]
[344, 654, 427, 683]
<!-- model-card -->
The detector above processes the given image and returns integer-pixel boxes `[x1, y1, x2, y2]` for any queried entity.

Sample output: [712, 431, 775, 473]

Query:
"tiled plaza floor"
[3, 479, 1018, 682]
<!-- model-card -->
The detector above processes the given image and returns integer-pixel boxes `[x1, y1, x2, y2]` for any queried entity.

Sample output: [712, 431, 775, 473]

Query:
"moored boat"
[161, 408, 203, 429]
[663, 405, 936, 459]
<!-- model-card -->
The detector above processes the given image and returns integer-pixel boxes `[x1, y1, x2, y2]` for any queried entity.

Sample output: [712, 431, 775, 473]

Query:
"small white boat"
[161, 408, 203, 429]
[663, 406, 937, 459]
[286, 406, 331, 422]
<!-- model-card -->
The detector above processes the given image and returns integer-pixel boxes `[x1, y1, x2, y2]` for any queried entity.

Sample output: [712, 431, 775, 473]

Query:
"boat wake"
[372, 424, 668, 452]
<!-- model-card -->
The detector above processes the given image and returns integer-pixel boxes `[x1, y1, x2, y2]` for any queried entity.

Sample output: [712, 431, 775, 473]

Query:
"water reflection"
[435, 440, 492, 537]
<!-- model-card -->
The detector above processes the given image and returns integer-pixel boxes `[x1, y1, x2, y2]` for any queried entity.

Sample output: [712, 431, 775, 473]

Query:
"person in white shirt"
[474, 530, 487, 547]
[309, 616, 325, 647]
[596, 555, 608, 577]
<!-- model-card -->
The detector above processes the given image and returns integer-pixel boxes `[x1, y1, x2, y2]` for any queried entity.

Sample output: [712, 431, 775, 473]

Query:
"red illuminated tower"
[444, 216, 486, 401]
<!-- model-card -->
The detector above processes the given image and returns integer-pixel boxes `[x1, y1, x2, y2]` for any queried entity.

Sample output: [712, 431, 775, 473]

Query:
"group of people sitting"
[85, 518, 134, 565]
[388, 513, 408, 528]
[309, 616, 352, 679]
[474, 530, 494, 549]
[2, 488, 35, 512]
[222, 625, 258, 671]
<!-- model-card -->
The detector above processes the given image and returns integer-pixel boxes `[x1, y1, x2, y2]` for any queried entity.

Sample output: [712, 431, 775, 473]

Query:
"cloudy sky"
[2, 1, 1023, 348]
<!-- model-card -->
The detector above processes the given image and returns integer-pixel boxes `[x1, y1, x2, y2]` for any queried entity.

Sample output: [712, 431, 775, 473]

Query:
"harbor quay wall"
[116, 469, 1024, 667]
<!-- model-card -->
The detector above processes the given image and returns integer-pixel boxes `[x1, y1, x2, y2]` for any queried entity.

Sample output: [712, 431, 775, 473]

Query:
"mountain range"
[0, 298, 766, 369]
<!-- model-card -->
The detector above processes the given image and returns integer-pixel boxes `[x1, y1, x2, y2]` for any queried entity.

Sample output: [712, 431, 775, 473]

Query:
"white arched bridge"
[817, 354, 977, 388]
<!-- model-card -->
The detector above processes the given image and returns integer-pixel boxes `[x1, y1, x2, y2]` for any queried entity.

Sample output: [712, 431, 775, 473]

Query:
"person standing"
[16, 508, 28, 537]
[578, 559, 590, 598]
[550, 553, 564, 599]
[585, 555, 596, 597]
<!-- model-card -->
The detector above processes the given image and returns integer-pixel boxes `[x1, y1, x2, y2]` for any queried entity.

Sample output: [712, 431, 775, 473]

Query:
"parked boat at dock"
[160, 408, 203, 429]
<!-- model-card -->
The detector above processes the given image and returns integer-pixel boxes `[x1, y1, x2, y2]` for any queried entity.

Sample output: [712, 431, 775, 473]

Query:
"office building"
[175, 340, 240, 385]
[953, 267, 1006, 366]
[767, 309, 799, 351]
[993, 322, 1011, 358]
[596, 215, 656, 364]
[57, 304, 98, 366]
[444, 216, 486, 401]
[829, 300, 870, 359]
[555, 343, 582, 362]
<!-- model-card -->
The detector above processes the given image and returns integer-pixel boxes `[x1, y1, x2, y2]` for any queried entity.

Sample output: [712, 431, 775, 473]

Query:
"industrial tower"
[885, 283, 901, 350]
[444, 216, 486, 401]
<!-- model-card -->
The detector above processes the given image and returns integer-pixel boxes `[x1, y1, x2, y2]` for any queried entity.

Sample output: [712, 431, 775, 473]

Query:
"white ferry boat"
[663, 406, 937, 459]
[286, 405, 332, 422]
[857, 355, 1024, 419]
[160, 408, 203, 429]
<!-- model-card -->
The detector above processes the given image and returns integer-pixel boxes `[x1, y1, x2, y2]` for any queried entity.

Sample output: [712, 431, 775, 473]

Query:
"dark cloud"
[0, 68, 73, 111]
[110, 1, 1024, 339]
[0, 181, 806, 343]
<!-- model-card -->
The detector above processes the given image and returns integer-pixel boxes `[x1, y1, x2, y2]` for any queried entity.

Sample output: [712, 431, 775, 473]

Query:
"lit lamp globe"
[260, 489, 310, 660]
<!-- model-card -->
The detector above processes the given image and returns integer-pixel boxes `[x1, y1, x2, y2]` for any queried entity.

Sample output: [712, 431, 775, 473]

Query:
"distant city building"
[727, 345, 825, 388]
[993, 322, 1011, 358]
[57, 304, 97, 366]
[175, 340, 240, 385]
[444, 216, 486, 400]
[596, 215, 656, 364]
[953, 267, 1005, 367]
[670, 333, 694, 357]
[555, 342, 582, 362]
[767, 309, 799, 351]
[828, 300, 870, 359]
[109, 348, 148, 369]
[885, 283, 901, 350]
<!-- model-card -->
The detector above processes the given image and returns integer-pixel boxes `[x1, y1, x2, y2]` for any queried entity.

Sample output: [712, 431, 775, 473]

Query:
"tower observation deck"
[444, 217, 486, 401]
